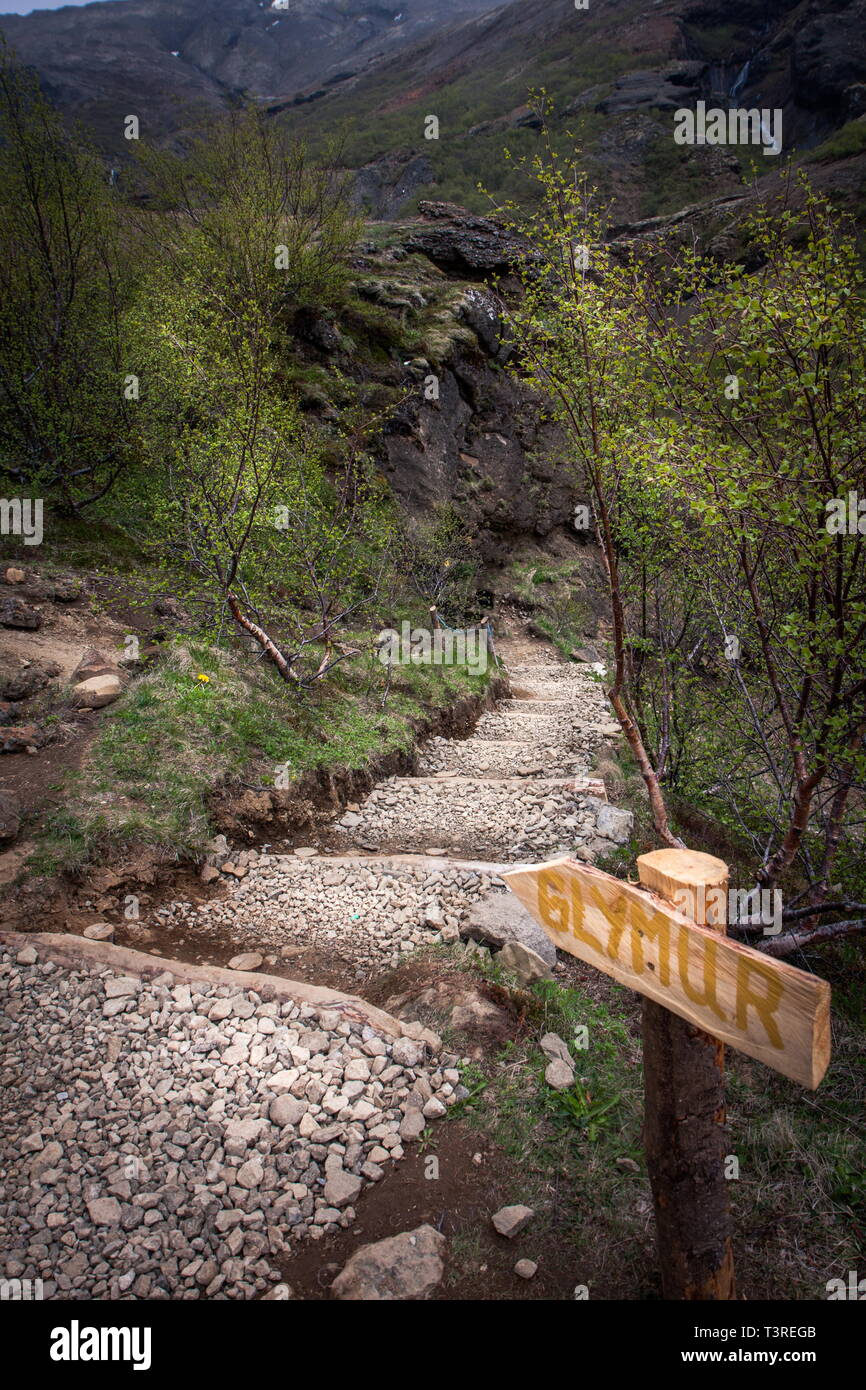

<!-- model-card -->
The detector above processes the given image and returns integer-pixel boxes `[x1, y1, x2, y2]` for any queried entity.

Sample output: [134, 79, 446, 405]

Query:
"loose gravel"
[0, 946, 460, 1300]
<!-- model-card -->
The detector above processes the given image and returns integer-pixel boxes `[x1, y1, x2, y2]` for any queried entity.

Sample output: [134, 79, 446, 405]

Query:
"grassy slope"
[288, 0, 666, 216]
[32, 632, 493, 875]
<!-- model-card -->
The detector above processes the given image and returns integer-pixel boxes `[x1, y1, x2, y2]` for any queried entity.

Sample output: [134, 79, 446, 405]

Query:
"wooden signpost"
[504, 847, 831, 1300]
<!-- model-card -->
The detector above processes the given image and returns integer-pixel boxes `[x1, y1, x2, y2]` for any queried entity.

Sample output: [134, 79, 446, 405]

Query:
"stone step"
[333, 777, 613, 861]
[502, 698, 577, 709]
[471, 714, 591, 744]
[418, 734, 581, 769]
[388, 775, 607, 796]
[171, 854, 538, 973]
[507, 663, 591, 677]
[269, 853, 531, 874]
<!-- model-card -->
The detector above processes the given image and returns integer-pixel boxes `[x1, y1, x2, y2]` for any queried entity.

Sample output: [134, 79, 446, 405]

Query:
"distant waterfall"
[729, 60, 751, 102]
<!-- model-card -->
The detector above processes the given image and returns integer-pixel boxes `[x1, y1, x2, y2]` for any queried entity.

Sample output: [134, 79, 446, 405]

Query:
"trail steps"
[160, 633, 633, 979]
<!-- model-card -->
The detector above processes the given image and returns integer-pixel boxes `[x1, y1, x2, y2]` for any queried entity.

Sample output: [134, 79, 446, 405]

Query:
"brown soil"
[278, 1122, 587, 1301]
[0, 584, 140, 885]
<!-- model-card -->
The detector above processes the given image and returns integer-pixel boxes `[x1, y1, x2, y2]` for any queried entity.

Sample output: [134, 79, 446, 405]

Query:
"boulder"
[595, 62, 707, 115]
[399, 1108, 426, 1141]
[391, 1037, 425, 1067]
[86, 1197, 122, 1226]
[594, 803, 633, 844]
[1, 723, 46, 753]
[0, 660, 60, 702]
[0, 597, 41, 629]
[72, 674, 122, 709]
[539, 1032, 572, 1065]
[403, 201, 533, 277]
[50, 576, 83, 602]
[82, 922, 114, 942]
[71, 647, 120, 683]
[324, 1169, 362, 1208]
[331, 1225, 446, 1301]
[545, 1058, 575, 1091]
[458, 286, 508, 359]
[498, 940, 553, 986]
[153, 596, 186, 618]
[464, 890, 557, 966]
[227, 952, 263, 972]
[269, 1095, 307, 1128]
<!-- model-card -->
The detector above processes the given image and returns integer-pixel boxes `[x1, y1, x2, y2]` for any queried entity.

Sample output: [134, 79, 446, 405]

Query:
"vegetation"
[419, 948, 865, 1297]
[0, 43, 134, 511]
[0, 51, 862, 950]
[30, 634, 492, 874]
[505, 109, 866, 955]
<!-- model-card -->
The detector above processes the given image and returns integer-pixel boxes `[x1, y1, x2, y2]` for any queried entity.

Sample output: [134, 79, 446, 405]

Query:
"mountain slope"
[0, 0, 507, 151]
[285, 0, 866, 219]
[2, 0, 865, 222]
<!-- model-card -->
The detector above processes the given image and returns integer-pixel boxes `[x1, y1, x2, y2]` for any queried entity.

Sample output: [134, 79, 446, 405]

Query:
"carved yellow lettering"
[629, 905, 671, 984]
[677, 930, 726, 1021]
[735, 957, 784, 1048]
[538, 871, 569, 934]
[569, 878, 604, 954]
[605, 892, 631, 964]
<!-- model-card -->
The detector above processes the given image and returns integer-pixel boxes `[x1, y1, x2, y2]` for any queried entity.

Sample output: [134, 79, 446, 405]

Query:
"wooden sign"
[504, 855, 830, 1089]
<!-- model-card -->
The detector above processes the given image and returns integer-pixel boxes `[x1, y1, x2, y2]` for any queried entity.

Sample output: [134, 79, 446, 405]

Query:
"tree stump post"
[637, 848, 736, 1300]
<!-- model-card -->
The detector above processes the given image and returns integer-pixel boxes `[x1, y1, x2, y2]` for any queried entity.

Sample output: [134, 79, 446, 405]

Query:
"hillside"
[0, 0, 507, 152]
[4, 0, 866, 220]
[287, 0, 866, 219]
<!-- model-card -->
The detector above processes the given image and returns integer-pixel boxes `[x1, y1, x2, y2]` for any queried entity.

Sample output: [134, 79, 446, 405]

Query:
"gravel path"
[156, 653, 632, 976]
[0, 639, 629, 1301]
[157, 653, 631, 974]
[169, 858, 506, 974]
[0, 944, 459, 1300]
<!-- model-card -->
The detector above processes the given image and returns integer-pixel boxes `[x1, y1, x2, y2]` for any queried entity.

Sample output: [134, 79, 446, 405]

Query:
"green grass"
[446, 957, 864, 1297]
[442, 970, 653, 1293]
[28, 631, 493, 875]
[805, 118, 866, 165]
[506, 557, 596, 658]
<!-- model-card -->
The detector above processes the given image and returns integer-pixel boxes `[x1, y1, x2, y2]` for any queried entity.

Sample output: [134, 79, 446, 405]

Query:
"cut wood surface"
[504, 856, 831, 1088]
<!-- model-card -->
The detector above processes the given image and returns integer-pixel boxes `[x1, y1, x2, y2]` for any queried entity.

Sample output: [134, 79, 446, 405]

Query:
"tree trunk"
[638, 849, 736, 1300]
[226, 593, 294, 683]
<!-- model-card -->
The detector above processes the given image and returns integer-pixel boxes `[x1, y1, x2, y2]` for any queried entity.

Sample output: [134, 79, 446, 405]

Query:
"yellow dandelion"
[195, 673, 210, 684]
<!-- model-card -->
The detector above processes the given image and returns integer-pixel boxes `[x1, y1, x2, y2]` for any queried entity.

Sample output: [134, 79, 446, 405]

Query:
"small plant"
[547, 1083, 620, 1142]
